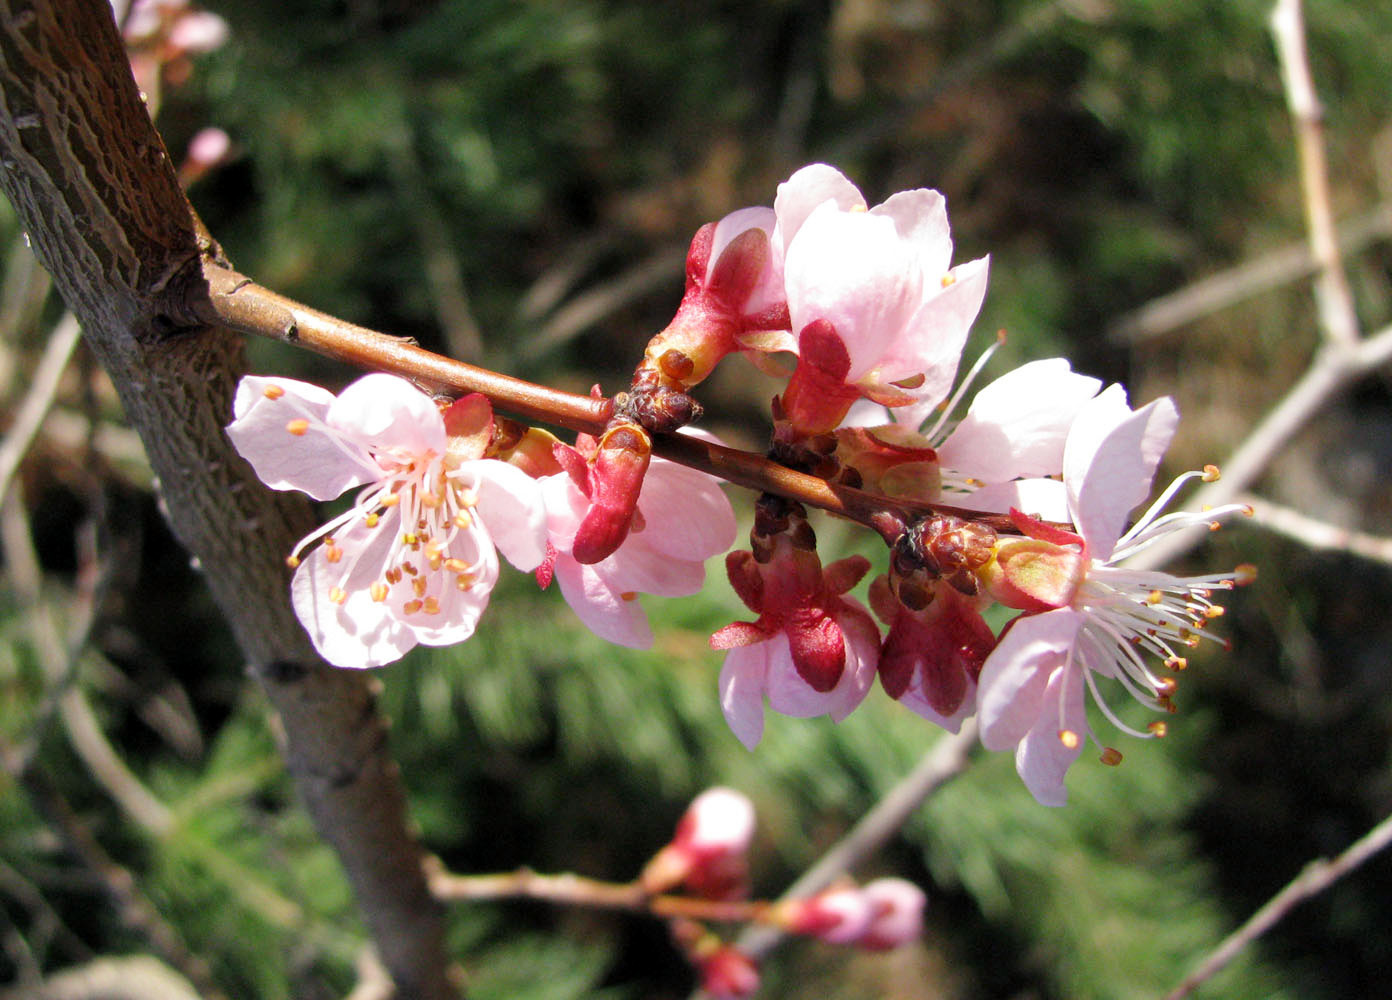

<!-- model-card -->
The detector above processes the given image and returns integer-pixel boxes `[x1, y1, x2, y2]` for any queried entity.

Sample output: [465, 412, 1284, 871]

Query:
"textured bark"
[0, 2, 459, 997]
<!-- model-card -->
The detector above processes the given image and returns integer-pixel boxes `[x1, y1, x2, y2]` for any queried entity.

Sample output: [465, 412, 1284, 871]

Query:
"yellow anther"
[1147, 721, 1168, 738]
[620, 591, 638, 602]
[365, 513, 380, 528]
[420, 492, 442, 509]
[381, 494, 400, 508]
[423, 596, 441, 615]
[940, 273, 957, 288]
[454, 510, 473, 529]
[262, 384, 286, 400]
[402, 599, 423, 615]
[1058, 729, 1080, 750]
[444, 558, 470, 573]
[286, 419, 310, 436]
[385, 567, 403, 584]
[412, 576, 427, 597]
[1204, 606, 1225, 619]
[1147, 590, 1164, 605]
[1235, 564, 1258, 586]
[285, 554, 301, 569]
[402, 561, 418, 576]
[1100, 747, 1123, 766]
[1155, 677, 1178, 697]
[1202, 464, 1221, 482]
[1165, 655, 1187, 671]
[328, 586, 347, 605]
[324, 545, 342, 564]
[455, 573, 475, 590]
[370, 582, 388, 603]
[402, 532, 418, 546]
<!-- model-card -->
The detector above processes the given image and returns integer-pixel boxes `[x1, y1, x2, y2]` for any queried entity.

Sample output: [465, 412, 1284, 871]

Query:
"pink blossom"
[842, 357, 1102, 509]
[696, 945, 759, 1000]
[227, 374, 547, 669]
[641, 787, 755, 898]
[858, 878, 927, 950]
[773, 164, 989, 432]
[976, 386, 1251, 805]
[537, 433, 736, 649]
[713, 542, 880, 749]
[784, 886, 875, 945]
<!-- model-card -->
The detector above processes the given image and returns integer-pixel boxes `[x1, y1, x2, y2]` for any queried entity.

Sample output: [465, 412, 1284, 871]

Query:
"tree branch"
[0, 2, 459, 996]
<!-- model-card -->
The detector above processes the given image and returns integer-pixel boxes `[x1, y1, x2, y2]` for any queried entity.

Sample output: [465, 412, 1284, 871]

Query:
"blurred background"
[4, 1, 1392, 997]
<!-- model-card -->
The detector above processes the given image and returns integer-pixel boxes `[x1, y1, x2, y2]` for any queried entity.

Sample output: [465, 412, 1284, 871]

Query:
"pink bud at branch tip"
[640, 787, 755, 896]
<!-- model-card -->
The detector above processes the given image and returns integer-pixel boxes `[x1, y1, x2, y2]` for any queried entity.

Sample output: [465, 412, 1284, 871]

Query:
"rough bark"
[0, 2, 460, 997]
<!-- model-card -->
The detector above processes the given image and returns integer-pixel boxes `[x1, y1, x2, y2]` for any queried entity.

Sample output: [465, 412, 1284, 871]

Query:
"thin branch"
[0, 311, 82, 501]
[1241, 492, 1392, 566]
[1163, 809, 1392, 999]
[196, 264, 1046, 540]
[1271, 0, 1362, 349]
[1108, 203, 1392, 345]
[430, 865, 774, 925]
[1125, 322, 1392, 572]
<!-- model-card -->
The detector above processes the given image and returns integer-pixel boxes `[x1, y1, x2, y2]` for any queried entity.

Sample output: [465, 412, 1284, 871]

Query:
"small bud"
[782, 886, 874, 944]
[640, 787, 755, 898]
[857, 878, 926, 951]
[696, 945, 759, 1000]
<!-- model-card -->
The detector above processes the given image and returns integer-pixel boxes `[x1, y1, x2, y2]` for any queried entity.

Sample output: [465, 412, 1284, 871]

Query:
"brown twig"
[429, 864, 775, 925]
[196, 264, 1043, 540]
[1241, 492, 1392, 566]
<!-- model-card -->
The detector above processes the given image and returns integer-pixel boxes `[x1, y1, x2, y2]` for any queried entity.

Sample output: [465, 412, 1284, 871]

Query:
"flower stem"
[198, 263, 1030, 538]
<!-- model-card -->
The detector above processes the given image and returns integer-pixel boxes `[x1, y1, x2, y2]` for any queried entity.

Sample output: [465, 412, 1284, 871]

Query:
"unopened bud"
[858, 878, 926, 951]
[570, 424, 651, 564]
[640, 787, 755, 897]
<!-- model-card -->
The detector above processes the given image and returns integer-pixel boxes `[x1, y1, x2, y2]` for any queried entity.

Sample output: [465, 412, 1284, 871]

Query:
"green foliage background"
[4, 0, 1392, 997]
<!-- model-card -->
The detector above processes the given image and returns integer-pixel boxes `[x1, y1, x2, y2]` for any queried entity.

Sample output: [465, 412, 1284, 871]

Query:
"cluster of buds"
[643, 789, 926, 998]
[228, 163, 1252, 807]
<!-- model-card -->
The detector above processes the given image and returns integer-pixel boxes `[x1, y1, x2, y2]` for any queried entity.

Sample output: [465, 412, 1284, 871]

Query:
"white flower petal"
[977, 609, 1083, 751]
[1065, 389, 1179, 558]
[870, 187, 951, 276]
[937, 359, 1102, 482]
[719, 643, 772, 750]
[636, 459, 736, 561]
[1014, 665, 1088, 807]
[227, 376, 379, 500]
[327, 373, 447, 457]
[773, 164, 865, 255]
[470, 460, 549, 570]
[553, 556, 654, 649]
[291, 546, 416, 669]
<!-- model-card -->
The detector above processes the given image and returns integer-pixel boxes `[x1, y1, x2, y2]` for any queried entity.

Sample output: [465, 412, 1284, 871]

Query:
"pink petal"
[869, 187, 952, 276]
[824, 601, 880, 723]
[859, 878, 926, 950]
[327, 373, 447, 457]
[227, 376, 380, 500]
[772, 164, 865, 254]
[1014, 664, 1088, 806]
[866, 255, 989, 425]
[1065, 388, 1179, 558]
[553, 556, 654, 649]
[937, 359, 1102, 482]
[290, 525, 416, 669]
[785, 204, 924, 380]
[591, 540, 705, 598]
[719, 642, 772, 750]
[635, 458, 737, 560]
[977, 609, 1083, 751]
[470, 460, 549, 570]
[953, 478, 1069, 521]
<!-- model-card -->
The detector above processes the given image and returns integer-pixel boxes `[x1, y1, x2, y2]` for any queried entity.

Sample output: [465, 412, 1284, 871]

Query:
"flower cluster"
[227, 163, 1250, 807]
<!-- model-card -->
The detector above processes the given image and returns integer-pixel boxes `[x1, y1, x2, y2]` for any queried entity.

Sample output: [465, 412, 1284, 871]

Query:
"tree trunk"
[0, 2, 460, 997]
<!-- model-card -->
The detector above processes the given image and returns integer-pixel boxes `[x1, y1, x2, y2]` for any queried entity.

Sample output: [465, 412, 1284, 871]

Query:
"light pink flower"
[858, 878, 927, 950]
[227, 374, 547, 669]
[537, 435, 736, 649]
[641, 787, 755, 898]
[842, 356, 1102, 509]
[976, 386, 1251, 805]
[774, 164, 989, 430]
